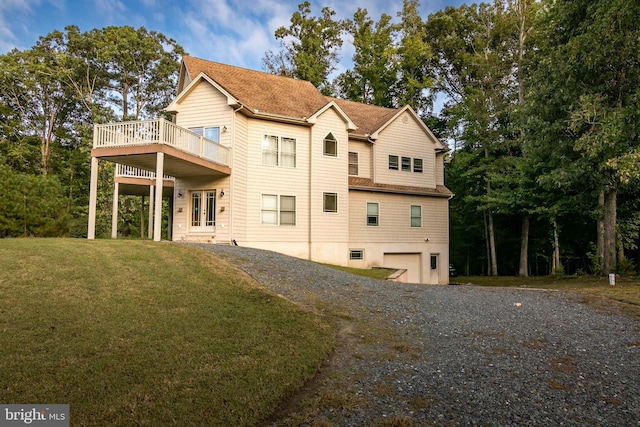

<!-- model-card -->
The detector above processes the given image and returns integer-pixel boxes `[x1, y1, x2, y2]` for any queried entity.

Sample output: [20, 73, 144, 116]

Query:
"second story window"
[348, 152, 358, 175]
[262, 135, 296, 167]
[413, 158, 423, 173]
[323, 133, 337, 157]
[389, 155, 399, 170]
[190, 126, 220, 143]
[401, 156, 411, 171]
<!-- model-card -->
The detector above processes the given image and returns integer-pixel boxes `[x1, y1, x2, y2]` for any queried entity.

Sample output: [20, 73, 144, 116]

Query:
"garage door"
[383, 253, 422, 284]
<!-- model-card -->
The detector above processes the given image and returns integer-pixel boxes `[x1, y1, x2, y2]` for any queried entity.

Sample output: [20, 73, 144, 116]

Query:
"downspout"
[228, 103, 243, 244]
[308, 122, 313, 260]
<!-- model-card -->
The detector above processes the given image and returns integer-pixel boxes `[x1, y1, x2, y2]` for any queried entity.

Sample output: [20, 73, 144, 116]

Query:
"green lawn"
[0, 239, 335, 426]
[453, 274, 640, 318]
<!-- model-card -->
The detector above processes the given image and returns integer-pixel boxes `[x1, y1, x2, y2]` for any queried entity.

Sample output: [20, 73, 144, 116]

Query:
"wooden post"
[111, 181, 119, 239]
[87, 156, 99, 239]
[153, 152, 164, 241]
[140, 196, 145, 239]
[148, 185, 154, 239]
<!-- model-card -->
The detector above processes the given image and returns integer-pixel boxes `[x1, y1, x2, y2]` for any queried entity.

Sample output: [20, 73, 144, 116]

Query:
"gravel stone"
[191, 243, 640, 426]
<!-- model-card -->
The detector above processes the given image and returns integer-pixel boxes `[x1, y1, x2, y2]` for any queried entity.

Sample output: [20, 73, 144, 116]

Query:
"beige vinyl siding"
[347, 140, 372, 179]
[173, 80, 233, 149]
[229, 113, 249, 242]
[373, 111, 437, 188]
[172, 176, 231, 242]
[310, 108, 349, 248]
[435, 152, 445, 186]
[243, 118, 310, 248]
[348, 191, 448, 244]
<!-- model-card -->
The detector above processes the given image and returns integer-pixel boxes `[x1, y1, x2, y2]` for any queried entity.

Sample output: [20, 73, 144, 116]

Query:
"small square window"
[350, 250, 364, 260]
[413, 158, 423, 173]
[323, 192, 338, 213]
[388, 155, 398, 170]
[367, 203, 379, 226]
[401, 157, 411, 171]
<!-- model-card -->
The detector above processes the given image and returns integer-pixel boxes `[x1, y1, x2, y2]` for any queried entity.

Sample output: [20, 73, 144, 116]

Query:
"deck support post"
[87, 156, 98, 239]
[148, 186, 154, 239]
[153, 152, 164, 241]
[111, 181, 119, 239]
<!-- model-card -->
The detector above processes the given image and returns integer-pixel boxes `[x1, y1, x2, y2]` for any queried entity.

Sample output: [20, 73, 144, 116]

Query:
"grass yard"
[453, 275, 640, 318]
[0, 239, 335, 426]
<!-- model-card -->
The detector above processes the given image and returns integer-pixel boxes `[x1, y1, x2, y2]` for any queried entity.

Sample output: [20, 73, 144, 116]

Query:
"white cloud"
[0, 0, 38, 52]
[92, 0, 126, 21]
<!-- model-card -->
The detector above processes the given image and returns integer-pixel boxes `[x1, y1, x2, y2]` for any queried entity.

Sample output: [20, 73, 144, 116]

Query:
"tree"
[335, 8, 398, 107]
[428, 1, 517, 275]
[0, 45, 79, 176]
[532, 0, 640, 274]
[262, 1, 345, 94]
[395, 0, 435, 114]
[92, 26, 184, 120]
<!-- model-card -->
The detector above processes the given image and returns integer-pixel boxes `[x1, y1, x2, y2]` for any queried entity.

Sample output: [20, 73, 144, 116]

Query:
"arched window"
[323, 133, 337, 157]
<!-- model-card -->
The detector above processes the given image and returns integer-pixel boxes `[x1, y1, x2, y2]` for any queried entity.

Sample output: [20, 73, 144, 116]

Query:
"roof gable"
[307, 100, 357, 131]
[182, 55, 328, 120]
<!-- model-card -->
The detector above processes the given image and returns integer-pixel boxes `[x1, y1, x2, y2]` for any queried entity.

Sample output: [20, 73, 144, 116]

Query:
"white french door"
[190, 190, 216, 232]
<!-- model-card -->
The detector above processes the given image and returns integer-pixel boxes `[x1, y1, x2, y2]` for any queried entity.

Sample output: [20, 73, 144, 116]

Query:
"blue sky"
[1, 0, 466, 73]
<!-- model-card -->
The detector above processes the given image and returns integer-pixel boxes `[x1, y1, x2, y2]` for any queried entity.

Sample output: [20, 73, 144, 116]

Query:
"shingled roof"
[329, 97, 400, 138]
[182, 55, 329, 120]
[181, 56, 407, 137]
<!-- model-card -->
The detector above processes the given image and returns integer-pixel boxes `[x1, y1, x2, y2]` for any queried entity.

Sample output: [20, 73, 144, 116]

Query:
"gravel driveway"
[192, 244, 640, 426]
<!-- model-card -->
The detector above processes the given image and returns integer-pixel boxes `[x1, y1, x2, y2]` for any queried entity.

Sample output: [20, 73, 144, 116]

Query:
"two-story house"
[88, 55, 453, 284]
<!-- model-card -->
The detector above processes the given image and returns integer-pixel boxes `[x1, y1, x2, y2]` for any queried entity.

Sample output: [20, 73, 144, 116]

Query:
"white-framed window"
[367, 202, 379, 226]
[350, 250, 364, 260]
[262, 135, 296, 167]
[348, 152, 358, 175]
[413, 158, 423, 173]
[401, 156, 411, 171]
[190, 126, 220, 143]
[323, 133, 337, 157]
[389, 155, 399, 170]
[261, 194, 296, 225]
[261, 194, 278, 225]
[323, 192, 338, 213]
[280, 195, 296, 225]
[281, 137, 296, 167]
[411, 205, 422, 227]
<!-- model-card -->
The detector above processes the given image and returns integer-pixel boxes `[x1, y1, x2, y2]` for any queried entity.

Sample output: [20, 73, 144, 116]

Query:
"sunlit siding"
[173, 81, 233, 149]
[230, 113, 249, 242]
[347, 140, 372, 179]
[373, 111, 437, 188]
[310, 108, 349, 246]
[348, 191, 449, 244]
[171, 176, 230, 240]
[436, 152, 445, 186]
[243, 118, 311, 253]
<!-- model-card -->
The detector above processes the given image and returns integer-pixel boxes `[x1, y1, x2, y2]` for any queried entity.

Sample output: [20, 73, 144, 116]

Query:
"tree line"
[1, 0, 638, 276]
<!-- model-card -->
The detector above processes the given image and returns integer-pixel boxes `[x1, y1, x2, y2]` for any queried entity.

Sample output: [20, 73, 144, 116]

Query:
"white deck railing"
[94, 118, 230, 166]
[115, 164, 174, 180]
